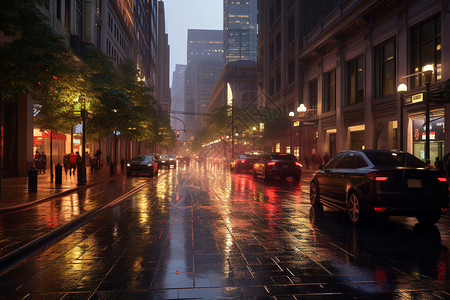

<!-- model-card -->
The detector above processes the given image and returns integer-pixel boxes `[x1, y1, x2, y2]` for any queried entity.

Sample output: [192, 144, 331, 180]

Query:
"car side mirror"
[319, 164, 325, 170]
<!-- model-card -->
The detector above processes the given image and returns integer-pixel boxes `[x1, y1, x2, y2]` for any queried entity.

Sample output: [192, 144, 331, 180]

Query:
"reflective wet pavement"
[0, 164, 449, 299]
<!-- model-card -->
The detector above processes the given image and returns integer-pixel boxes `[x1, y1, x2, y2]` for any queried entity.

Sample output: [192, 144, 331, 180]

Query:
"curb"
[0, 182, 146, 272]
[0, 174, 123, 214]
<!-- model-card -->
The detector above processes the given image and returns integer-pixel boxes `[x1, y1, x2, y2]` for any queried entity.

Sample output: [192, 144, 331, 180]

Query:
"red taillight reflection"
[366, 172, 389, 181]
[295, 162, 302, 167]
[268, 161, 276, 166]
[240, 160, 246, 163]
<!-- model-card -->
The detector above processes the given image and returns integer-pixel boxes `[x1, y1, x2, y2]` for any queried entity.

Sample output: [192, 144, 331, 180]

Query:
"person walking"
[69, 152, 77, 176]
[323, 152, 330, 165]
[63, 153, 70, 175]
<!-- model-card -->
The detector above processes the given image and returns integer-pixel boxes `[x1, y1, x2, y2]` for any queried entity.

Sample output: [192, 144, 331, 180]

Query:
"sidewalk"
[0, 165, 124, 213]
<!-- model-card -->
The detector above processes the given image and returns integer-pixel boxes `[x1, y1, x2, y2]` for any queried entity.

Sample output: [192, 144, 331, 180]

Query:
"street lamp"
[397, 83, 407, 151]
[423, 64, 434, 165]
[289, 111, 295, 154]
[252, 126, 257, 151]
[296, 104, 307, 159]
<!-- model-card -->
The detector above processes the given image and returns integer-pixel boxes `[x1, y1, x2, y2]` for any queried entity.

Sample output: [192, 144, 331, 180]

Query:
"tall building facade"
[184, 29, 224, 139]
[258, 0, 450, 162]
[223, 0, 257, 64]
[157, 0, 171, 115]
[171, 64, 187, 140]
[1, 0, 160, 177]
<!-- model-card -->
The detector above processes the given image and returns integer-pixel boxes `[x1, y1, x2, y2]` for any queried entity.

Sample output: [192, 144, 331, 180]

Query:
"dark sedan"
[310, 150, 449, 225]
[253, 153, 302, 182]
[230, 154, 257, 173]
[160, 154, 177, 168]
[126, 155, 159, 177]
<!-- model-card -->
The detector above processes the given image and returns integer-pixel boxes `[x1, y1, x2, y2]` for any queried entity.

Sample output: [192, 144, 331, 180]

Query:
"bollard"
[110, 163, 115, 176]
[28, 167, 38, 193]
[55, 163, 62, 184]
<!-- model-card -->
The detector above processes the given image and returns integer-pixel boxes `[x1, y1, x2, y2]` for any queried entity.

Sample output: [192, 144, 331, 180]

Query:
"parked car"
[126, 155, 159, 177]
[160, 154, 177, 168]
[309, 150, 449, 225]
[230, 154, 257, 173]
[253, 153, 302, 182]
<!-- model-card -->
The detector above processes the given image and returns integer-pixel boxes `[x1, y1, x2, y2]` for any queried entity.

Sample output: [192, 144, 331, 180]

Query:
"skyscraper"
[223, 0, 257, 64]
[184, 29, 223, 139]
[171, 64, 186, 140]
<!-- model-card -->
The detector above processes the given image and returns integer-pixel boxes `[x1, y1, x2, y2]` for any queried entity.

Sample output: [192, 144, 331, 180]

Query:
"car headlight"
[161, 160, 166, 163]
[147, 164, 153, 167]
[169, 158, 173, 160]
[126, 163, 130, 167]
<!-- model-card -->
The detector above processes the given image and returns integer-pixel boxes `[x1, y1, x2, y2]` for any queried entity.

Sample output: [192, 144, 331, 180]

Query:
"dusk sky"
[164, 0, 223, 86]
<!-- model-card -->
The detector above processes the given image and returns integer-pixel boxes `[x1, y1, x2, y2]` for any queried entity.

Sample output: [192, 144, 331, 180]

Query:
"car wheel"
[347, 192, 361, 225]
[155, 169, 158, 176]
[262, 169, 270, 181]
[416, 212, 441, 225]
[253, 170, 258, 178]
[310, 182, 321, 207]
[149, 167, 154, 178]
[235, 166, 240, 174]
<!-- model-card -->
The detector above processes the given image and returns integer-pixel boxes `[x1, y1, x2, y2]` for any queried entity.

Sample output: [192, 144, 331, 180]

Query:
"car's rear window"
[364, 152, 427, 168]
[270, 154, 297, 161]
[238, 155, 256, 159]
[131, 156, 153, 162]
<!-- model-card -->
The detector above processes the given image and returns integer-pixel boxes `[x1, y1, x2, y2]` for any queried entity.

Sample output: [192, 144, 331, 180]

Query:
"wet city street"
[0, 163, 450, 299]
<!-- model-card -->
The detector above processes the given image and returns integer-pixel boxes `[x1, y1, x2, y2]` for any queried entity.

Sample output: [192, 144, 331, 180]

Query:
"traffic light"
[176, 130, 180, 138]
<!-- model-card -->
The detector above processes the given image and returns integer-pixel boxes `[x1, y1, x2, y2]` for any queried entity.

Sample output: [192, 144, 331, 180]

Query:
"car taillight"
[241, 160, 246, 163]
[435, 175, 448, 182]
[366, 171, 390, 181]
[295, 162, 302, 167]
[267, 161, 276, 166]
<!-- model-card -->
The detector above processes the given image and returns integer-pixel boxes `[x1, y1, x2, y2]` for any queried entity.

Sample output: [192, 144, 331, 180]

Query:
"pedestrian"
[41, 152, 47, 174]
[444, 152, 450, 176]
[435, 157, 444, 172]
[316, 154, 323, 168]
[63, 153, 70, 175]
[34, 150, 41, 174]
[323, 152, 330, 165]
[69, 152, 77, 176]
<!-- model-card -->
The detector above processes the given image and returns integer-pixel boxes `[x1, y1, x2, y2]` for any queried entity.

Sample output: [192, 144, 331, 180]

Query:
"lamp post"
[252, 126, 257, 151]
[297, 104, 307, 159]
[423, 64, 434, 165]
[397, 84, 407, 151]
[235, 132, 239, 155]
[289, 111, 294, 154]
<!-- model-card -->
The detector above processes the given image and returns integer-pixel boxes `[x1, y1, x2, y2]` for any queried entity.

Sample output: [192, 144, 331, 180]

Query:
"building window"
[323, 69, 336, 112]
[56, 0, 61, 20]
[309, 79, 318, 113]
[269, 5, 274, 26]
[288, 17, 295, 44]
[410, 15, 441, 88]
[288, 60, 295, 84]
[269, 42, 274, 62]
[374, 39, 396, 98]
[65, 0, 71, 30]
[276, 32, 281, 57]
[347, 55, 364, 105]
[275, 72, 281, 92]
[269, 76, 274, 95]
